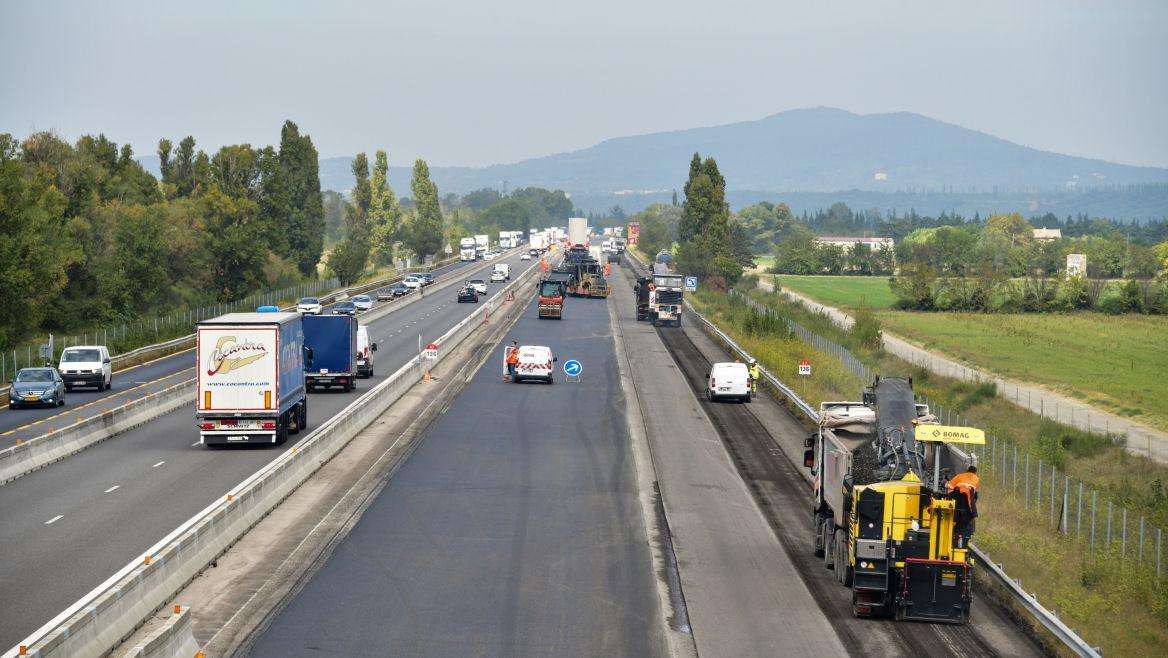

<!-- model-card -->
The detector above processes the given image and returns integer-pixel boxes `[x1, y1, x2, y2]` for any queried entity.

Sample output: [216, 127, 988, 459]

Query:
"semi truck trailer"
[197, 312, 308, 447]
[302, 314, 359, 391]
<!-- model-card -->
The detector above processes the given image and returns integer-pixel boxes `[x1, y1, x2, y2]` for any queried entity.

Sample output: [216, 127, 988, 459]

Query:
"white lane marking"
[152, 461, 165, 468]
[45, 515, 63, 525]
[104, 485, 120, 493]
[191, 441, 201, 447]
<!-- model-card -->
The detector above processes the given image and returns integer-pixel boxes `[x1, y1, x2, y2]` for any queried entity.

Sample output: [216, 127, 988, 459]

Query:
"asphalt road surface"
[248, 289, 667, 656]
[0, 257, 491, 442]
[0, 252, 530, 650]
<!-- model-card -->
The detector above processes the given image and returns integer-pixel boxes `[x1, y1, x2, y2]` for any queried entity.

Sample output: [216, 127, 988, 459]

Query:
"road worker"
[504, 340, 520, 382]
[946, 465, 980, 546]
[747, 358, 761, 393]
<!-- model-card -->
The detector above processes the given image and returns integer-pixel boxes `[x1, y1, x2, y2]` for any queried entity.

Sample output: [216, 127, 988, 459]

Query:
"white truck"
[499, 231, 512, 249]
[529, 232, 548, 253]
[474, 234, 489, 257]
[197, 312, 308, 446]
[459, 236, 478, 261]
[568, 217, 588, 247]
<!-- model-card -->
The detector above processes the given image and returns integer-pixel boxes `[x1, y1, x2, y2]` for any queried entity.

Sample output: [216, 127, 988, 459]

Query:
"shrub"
[849, 303, 883, 350]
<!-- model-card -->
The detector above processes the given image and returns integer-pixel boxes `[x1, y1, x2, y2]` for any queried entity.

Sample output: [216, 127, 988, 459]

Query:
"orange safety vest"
[506, 348, 519, 365]
[947, 472, 980, 512]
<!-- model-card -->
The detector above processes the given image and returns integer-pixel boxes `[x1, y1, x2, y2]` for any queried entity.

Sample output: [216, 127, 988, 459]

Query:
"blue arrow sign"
[563, 359, 582, 377]
[684, 276, 698, 292]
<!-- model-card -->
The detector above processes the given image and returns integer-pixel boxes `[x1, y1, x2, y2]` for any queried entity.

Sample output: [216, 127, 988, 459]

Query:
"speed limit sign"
[422, 342, 439, 360]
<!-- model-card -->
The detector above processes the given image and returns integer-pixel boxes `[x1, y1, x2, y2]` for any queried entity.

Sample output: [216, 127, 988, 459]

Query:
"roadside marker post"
[798, 358, 811, 376]
[422, 342, 439, 383]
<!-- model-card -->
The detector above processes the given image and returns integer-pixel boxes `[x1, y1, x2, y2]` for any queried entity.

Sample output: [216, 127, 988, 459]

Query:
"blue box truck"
[302, 314, 359, 392]
[196, 312, 308, 447]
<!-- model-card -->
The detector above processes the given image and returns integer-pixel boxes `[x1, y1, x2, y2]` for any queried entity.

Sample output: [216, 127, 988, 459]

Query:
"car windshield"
[300, 297, 318, 304]
[16, 369, 54, 382]
[470, 280, 484, 284]
[337, 302, 354, 308]
[62, 349, 101, 362]
[539, 282, 563, 297]
[354, 295, 370, 301]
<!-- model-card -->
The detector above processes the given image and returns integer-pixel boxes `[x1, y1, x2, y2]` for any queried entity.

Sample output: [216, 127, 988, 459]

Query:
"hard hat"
[748, 357, 757, 365]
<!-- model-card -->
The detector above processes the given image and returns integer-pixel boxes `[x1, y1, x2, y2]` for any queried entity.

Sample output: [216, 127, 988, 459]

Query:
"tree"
[638, 217, 671, 257]
[199, 187, 267, 301]
[986, 212, 1032, 246]
[676, 153, 740, 287]
[369, 149, 401, 262]
[327, 153, 372, 284]
[728, 220, 755, 268]
[277, 121, 326, 275]
[401, 159, 444, 259]
[0, 150, 70, 347]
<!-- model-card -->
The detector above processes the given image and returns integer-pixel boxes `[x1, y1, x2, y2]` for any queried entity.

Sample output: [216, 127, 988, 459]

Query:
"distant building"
[1032, 228, 1062, 242]
[814, 236, 894, 252]
[1066, 253, 1086, 278]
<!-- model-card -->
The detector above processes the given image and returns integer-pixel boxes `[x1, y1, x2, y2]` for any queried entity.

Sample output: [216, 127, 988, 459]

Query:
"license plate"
[25, 395, 39, 401]
[316, 378, 332, 384]
[226, 435, 249, 442]
[320, 369, 330, 374]
[719, 387, 730, 392]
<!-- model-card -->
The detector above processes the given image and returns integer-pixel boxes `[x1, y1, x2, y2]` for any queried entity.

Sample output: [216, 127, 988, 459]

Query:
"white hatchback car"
[467, 279, 488, 295]
[297, 297, 323, 315]
[352, 294, 374, 312]
[402, 276, 424, 290]
[58, 345, 113, 391]
[707, 362, 751, 402]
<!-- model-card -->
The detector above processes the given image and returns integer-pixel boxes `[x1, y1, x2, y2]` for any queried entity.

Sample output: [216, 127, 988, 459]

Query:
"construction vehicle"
[538, 274, 570, 319]
[805, 376, 976, 624]
[634, 276, 652, 320]
[648, 262, 684, 326]
[565, 258, 609, 298]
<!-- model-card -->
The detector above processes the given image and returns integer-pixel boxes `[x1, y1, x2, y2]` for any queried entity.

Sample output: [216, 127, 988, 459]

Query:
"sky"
[2, 0, 1166, 169]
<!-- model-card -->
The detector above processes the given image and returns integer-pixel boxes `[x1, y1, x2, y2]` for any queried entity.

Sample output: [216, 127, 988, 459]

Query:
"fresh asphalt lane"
[0, 252, 530, 650]
[0, 257, 487, 441]
[249, 292, 667, 656]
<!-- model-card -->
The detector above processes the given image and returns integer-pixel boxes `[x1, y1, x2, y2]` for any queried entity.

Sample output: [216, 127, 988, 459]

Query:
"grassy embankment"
[774, 275, 1168, 434]
[689, 284, 1168, 656]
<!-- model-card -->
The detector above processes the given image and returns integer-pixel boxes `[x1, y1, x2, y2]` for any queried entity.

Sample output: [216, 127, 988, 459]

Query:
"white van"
[59, 345, 112, 391]
[356, 325, 377, 378]
[506, 345, 556, 384]
[707, 362, 751, 402]
[493, 263, 511, 281]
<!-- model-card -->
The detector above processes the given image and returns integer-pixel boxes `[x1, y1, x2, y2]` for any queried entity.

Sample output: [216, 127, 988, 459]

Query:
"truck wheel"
[289, 405, 301, 435]
[275, 420, 289, 446]
[813, 517, 826, 557]
[835, 535, 852, 586]
[299, 399, 308, 433]
[824, 526, 836, 570]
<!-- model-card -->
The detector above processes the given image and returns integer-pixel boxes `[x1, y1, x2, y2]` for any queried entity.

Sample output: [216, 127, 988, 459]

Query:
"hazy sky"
[2, 0, 1165, 168]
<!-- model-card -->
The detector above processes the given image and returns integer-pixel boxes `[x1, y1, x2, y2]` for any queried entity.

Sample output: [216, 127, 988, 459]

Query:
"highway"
[247, 284, 669, 656]
[0, 258, 490, 442]
[0, 252, 530, 649]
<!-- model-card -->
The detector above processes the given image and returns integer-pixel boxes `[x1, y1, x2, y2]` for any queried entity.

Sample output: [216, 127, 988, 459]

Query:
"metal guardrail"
[4, 257, 539, 658]
[624, 251, 1101, 658]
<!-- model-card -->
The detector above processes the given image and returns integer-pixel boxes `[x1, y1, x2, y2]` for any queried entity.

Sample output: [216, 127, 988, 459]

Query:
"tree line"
[0, 121, 325, 350]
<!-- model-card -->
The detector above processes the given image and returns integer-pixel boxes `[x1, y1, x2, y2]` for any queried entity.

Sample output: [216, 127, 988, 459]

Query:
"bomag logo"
[206, 336, 267, 376]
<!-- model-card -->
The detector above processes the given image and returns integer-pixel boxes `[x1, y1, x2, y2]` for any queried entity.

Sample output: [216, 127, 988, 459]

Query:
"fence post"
[1077, 481, 1083, 537]
[1024, 453, 1030, 509]
[1090, 490, 1097, 551]
[1037, 460, 1043, 503]
[1012, 445, 1018, 492]
[1061, 475, 1069, 534]
[1050, 466, 1057, 526]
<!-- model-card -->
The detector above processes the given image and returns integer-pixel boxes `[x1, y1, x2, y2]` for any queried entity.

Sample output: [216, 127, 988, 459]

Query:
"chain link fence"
[729, 289, 1164, 581]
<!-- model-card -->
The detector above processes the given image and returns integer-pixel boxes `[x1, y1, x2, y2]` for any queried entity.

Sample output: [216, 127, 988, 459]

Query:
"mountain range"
[140, 107, 1168, 218]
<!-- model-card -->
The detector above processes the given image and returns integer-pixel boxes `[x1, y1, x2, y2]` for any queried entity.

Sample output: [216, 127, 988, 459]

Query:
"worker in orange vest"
[504, 341, 520, 382]
[946, 465, 980, 546]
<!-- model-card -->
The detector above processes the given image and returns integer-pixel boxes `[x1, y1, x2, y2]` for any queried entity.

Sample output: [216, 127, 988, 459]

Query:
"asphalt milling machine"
[806, 376, 978, 624]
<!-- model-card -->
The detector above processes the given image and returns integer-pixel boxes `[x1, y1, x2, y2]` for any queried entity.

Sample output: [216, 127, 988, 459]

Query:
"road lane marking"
[45, 515, 63, 525]
[152, 461, 165, 468]
[105, 485, 120, 493]
[191, 441, 201, 447]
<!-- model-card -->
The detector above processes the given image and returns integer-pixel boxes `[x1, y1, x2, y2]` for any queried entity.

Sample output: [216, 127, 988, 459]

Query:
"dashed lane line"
[104, 485, 120, 493]
[45, 515, 63, 525]
[152, 461, 165, 468]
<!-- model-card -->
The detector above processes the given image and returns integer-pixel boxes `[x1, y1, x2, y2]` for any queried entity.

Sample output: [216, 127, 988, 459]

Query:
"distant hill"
[139, 107, 1168, 218]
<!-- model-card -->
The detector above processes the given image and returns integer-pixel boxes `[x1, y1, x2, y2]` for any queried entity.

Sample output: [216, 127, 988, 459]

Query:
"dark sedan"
[456, 286, 479, 303]
[9, 367, 66, 409]
[418, 273, 436, 286]
[378, 283, 410, 301]
[332, 300, 358, 315]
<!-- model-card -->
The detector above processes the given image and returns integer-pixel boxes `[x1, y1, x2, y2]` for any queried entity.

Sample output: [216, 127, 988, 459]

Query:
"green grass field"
[773, 275, 897, 309]
[876, 311, 1168, 432]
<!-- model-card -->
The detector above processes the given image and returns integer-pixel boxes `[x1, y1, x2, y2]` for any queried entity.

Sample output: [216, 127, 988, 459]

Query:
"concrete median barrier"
[4, 259, 539, 658]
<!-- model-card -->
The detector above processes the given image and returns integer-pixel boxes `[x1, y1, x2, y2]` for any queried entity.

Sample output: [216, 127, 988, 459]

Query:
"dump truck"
[196, 312, 308, 446]
[806, 376, 976, 623]
[648, 262, 684, 326]
[538, 274, 570, 319]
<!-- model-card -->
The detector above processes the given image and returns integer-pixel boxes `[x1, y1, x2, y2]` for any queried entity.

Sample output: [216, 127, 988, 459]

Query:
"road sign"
[684, 276, 698, 292]
[914, 425, 986, 445]
[798, 358, 811, 376]
[563, 359, 582, 377]
[422, 342, 439, 360]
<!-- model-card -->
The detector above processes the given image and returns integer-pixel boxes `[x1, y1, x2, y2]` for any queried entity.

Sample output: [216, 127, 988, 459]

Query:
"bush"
[849, 304, 883, 349]
[1097, 292, 1126, 315]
